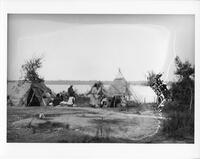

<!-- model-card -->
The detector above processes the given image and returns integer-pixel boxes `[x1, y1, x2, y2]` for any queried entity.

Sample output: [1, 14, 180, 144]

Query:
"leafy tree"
[170, 56, 194, 111]
[162, 56, 194, 140]
[174, 56, 194, 80]
[21, 57, 44, 83]
[146, 71, 157, 86]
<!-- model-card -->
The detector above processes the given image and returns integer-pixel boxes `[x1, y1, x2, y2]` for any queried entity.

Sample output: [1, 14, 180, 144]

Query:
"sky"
[8, 14, 194, 81]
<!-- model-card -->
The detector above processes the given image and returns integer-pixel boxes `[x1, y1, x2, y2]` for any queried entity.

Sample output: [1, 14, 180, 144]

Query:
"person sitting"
[120, 95, 127, 111]
[66, 96, 76, 107]
[100, 96, 108, 108]
[53, 93, 62, 106]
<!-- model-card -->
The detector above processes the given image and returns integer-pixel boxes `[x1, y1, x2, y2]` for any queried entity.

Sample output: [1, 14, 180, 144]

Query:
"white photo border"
[0, 0, 200, 159]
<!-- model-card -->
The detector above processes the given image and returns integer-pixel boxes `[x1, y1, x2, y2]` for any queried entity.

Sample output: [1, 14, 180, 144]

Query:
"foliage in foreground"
[162, 102, 194, 139]
[161, 56, 194, 140]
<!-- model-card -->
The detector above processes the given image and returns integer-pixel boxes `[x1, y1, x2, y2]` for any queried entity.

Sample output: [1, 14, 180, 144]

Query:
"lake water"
[46, 84, 157, 103]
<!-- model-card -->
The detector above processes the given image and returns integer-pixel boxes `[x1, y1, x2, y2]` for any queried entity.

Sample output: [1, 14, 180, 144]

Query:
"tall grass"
[161, 101, 194, 140]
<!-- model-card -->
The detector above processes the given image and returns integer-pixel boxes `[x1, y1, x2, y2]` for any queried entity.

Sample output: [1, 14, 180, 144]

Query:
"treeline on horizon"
[8, 80, 148, 85]
[45, 80, 149, 85]
[8, 80, 173, 86]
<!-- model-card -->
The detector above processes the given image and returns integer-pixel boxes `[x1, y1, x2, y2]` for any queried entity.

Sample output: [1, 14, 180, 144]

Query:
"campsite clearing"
[7, 105, 165, 143]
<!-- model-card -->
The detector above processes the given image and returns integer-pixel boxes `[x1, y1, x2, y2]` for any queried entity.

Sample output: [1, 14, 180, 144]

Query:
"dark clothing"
[53, 97, 61, 106]
[60, 94, 64, 101]
[110, 96, 121, 107]
[68, 86, 75, 97]
[53, 94, 62, 106]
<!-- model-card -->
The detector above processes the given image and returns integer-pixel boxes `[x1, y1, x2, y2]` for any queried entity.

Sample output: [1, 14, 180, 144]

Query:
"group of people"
[51, 85, 76, 107]
[87, 82, 128, 109]
[50, 82, 128, 109]
[87, 82, 105, 108]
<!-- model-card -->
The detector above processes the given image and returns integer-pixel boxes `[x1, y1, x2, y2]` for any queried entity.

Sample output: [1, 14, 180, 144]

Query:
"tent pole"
[113, 96, 116, 107]
[42, 98, 46, 106]
[28, 91, 35, 106]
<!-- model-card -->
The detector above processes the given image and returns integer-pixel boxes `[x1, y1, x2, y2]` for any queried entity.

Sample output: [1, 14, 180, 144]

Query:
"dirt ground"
[7, 104, 167, 143]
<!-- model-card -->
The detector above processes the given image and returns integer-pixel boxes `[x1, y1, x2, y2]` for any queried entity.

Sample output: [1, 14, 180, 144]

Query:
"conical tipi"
[106, 69, 140, 103]
[107, 69, 132, 98]
[7, 81, 53, 106]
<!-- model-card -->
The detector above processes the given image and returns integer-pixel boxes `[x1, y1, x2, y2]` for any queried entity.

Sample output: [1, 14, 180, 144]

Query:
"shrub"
[162, 106, 194, 139]
[21, 56, 44, 83]
[161, 56, 194, 140]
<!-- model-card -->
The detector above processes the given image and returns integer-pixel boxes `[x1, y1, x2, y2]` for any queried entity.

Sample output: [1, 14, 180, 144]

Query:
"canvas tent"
[107, 69, 140, 103]
[7, 81, 53, 106]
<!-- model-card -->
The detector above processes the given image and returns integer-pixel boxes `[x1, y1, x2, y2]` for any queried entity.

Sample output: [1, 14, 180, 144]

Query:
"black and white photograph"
[7, 14, 195, 143]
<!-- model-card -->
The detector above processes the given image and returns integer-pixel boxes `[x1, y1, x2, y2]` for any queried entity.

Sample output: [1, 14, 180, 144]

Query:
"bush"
[21, 57, 44, 82]
[162, 105, 194, 139]
[162, 101, 186, 112]
[161, 56, 194, 140]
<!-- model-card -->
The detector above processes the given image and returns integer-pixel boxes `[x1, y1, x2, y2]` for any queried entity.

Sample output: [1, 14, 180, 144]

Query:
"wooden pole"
[28, 92, 35, 106]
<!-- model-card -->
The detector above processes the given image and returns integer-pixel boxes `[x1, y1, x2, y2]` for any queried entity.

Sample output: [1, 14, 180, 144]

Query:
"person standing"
[88, 83, 99, 108]
[68, 85, 75, 97]
[67, 85, 75, 106]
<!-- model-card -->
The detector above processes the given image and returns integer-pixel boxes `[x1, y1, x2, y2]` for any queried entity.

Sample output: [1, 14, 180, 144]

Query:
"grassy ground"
[7, 104, 192, 143]
[7, 107, 129, 143]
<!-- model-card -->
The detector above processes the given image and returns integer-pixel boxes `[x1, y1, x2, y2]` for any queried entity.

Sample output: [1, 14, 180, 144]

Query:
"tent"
[107, 69, 140, 103]
[107, 69, 132, 98]
[7, 81, 53, 106]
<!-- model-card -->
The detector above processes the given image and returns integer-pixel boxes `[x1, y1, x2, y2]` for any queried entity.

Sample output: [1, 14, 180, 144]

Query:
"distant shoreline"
[8, 80, 148, 86]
